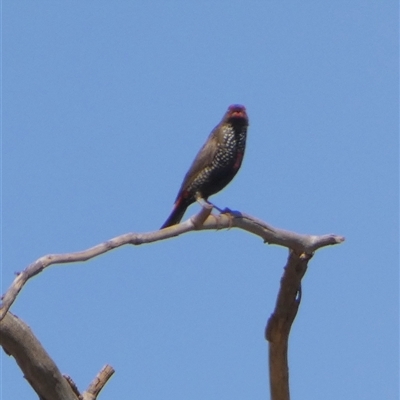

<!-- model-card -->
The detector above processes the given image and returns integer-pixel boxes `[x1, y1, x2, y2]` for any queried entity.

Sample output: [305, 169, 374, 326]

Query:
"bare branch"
[0, 312, 79, 400]
[0, 206, 344, 320]
[1, 204, 344, 398]
[64, 375, 82, 398]
[265, 251, 312, 400]
[191, 198, 213, 228]
[82, 365, 115, 400]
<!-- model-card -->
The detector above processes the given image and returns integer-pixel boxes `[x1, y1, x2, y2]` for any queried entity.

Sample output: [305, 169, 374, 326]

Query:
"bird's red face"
[226, 104, 248, 122]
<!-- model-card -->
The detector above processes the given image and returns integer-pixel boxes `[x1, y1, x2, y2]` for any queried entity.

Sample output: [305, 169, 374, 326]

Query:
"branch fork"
[1, 204, 344, 400]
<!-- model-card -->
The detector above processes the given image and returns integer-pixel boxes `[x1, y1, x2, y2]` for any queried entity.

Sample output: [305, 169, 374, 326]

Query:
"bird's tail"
[160, 197, 191, 229]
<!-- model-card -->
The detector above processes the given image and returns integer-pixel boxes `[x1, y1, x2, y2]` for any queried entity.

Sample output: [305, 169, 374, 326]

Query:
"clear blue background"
[2, 2, 398, 399]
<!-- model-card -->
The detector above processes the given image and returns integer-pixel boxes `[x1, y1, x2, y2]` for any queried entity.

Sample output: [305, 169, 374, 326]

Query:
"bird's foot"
[222, 209, 235, 230]
[209, 207, 235, 230]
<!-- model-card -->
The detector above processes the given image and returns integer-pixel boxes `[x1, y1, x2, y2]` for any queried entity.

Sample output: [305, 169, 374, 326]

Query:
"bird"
[160, 104, 249, 229]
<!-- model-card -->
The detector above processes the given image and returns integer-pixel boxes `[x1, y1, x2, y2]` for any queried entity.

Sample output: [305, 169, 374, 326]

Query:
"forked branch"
[0, 312, 114, 400]
[1, 205, 344, 399]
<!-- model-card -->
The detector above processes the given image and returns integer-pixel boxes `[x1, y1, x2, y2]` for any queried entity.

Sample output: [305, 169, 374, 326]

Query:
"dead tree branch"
[1, 206, 344, 399]
[266, 251, 312, 400]
[0, 312, 114, 400]
[82, 365, 115, 400]
[0, 207, 344, 321]
[0, 312, 79, 400]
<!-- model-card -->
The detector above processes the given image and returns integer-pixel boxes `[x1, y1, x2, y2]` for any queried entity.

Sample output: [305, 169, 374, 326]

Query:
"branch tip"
[84, 364, 115, 398]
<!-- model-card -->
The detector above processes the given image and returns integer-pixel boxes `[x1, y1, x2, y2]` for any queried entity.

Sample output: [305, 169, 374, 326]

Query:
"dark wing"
[175, 124, 221, 199]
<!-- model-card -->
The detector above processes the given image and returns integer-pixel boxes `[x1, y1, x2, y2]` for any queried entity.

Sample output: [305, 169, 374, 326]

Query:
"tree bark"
[266, 251, 311, 400]
[0, 312, 79, 400]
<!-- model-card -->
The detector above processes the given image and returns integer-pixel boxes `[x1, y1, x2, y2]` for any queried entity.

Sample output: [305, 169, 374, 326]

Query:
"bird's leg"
[195, 197, 235, 230]
[194, 196, 221, 228]
[195, 195, 213, 210]
[190, 195, 214, 228]
[204, 203, 227, 228]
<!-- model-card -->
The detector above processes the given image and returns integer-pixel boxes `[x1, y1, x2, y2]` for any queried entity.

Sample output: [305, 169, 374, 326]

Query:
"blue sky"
[2, 2, 398, 399]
